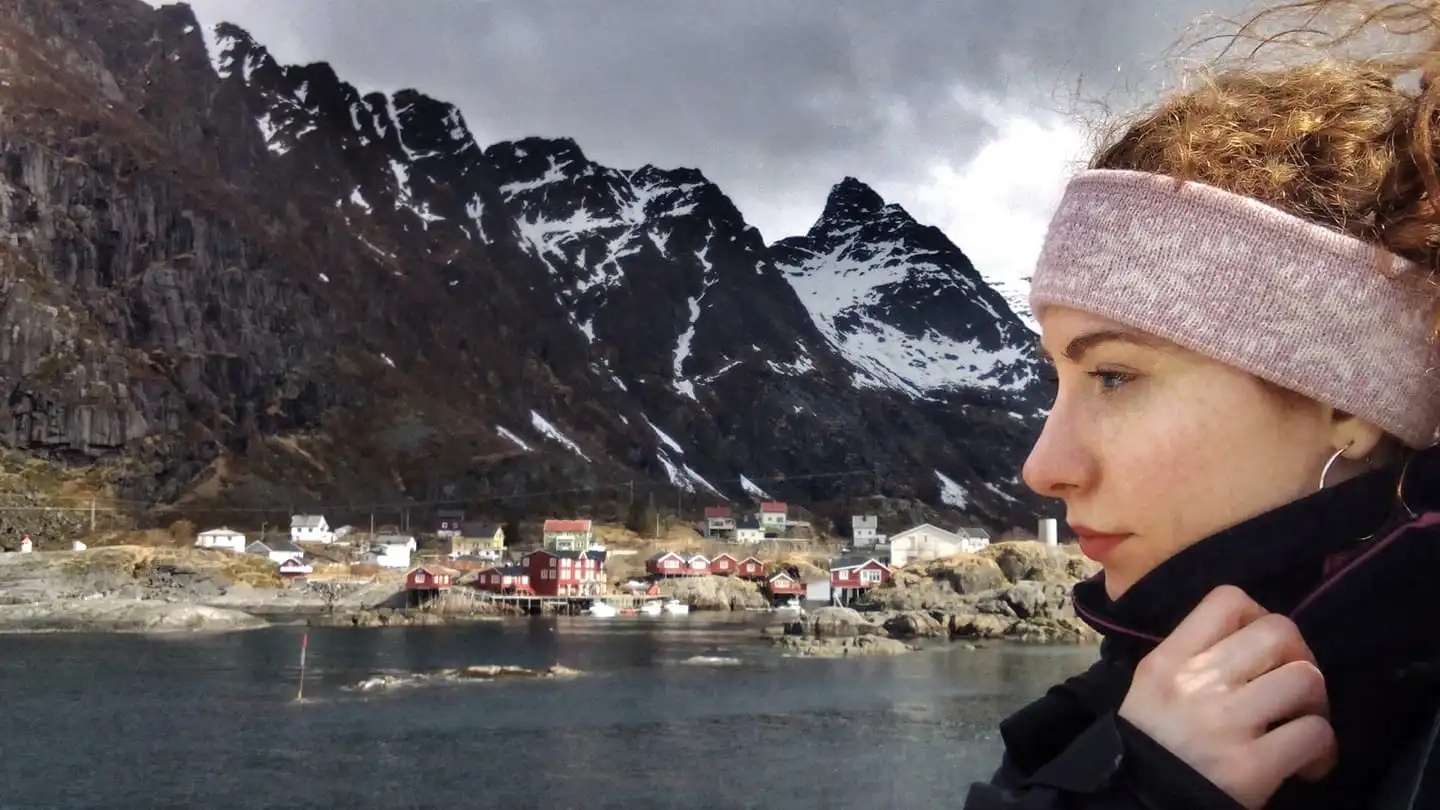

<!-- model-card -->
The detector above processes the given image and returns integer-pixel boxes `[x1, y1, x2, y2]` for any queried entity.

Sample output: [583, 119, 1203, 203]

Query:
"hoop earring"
[1318, 442, 1353, 491]
[1397, 451, 1420, 519]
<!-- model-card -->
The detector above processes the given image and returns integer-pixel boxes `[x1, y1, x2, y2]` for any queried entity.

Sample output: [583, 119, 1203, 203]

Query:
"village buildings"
[246, 539, 305, 565]
[289, 514, 335, 545]
[447, 523, 504, 560]
[434, 510, 465, 538]
[851, 515, 884, 548]
[521, 548, 605, 596]
[542, 519, 595, 552]
[369, 534, 417, 569]
[702, 506, 736, 539]
[888, 524, 990, 567]
[758, 502, 788, 533]
[195, 527, 247, 553]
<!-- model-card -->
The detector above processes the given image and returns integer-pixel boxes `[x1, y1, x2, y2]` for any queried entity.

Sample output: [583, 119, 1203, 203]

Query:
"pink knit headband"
[1029, 169, 1440, 448]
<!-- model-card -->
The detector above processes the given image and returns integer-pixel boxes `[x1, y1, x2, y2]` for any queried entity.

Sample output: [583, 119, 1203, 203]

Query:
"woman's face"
[1023, 306, 1346, 598]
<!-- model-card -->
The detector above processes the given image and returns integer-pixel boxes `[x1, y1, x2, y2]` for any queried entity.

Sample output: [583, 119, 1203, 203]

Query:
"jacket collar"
[1071, 462, 1404, 661]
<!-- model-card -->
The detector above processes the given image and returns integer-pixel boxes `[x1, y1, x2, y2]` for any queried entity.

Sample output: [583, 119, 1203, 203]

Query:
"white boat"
[587, 601, 619, 618]
[638, 600, 663, 616]
[661, 599, 690, 615]
[775, 597, 805, 617]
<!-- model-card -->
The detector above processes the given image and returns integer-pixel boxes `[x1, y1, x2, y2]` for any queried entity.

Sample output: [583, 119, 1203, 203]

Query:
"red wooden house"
[646, 551, 686, 577]
[830, 558, 893, 590]
[407, 565, 459, 591]
[737, 556, 766, 579]
[764, 571, 805, 596]
[685, 554, 711, 575]
[709, 553, 739, 576]
[523, 549, 604, 597]
[475, 564, 532, 594]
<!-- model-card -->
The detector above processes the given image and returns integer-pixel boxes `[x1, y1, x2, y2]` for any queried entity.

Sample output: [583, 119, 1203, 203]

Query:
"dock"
[464, 591, 662, 615]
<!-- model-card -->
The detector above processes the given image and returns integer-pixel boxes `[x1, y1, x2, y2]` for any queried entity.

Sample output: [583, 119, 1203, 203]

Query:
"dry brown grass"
[60, 544, 284, 588]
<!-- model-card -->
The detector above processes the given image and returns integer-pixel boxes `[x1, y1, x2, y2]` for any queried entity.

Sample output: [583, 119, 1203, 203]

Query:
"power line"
[0, 460, 997, 516]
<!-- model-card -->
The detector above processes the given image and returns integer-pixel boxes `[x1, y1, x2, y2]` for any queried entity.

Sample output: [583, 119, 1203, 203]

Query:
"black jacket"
[964, 448, 1440, 810]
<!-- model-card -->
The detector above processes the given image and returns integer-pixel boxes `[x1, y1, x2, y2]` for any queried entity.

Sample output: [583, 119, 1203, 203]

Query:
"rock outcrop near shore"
[764, 542, 1103, 654]
[864, 541, 1101, 644]
[0, 599, 268, 633]
[657, 575, 770, 611]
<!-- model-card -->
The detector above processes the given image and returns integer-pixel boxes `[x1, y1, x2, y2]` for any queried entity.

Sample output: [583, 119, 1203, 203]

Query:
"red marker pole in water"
[296, 633, 309, 702]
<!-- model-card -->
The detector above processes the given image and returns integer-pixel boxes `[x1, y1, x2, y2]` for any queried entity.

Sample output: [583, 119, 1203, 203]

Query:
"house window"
[860, 569, 882, 583]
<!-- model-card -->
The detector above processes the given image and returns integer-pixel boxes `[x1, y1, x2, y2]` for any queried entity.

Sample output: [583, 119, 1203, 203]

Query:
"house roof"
[740, 556, 764, 566]
[278, 557, 311, 569]
[647, 551, 684, 563]
[543, 519, 592, 532]
[290, 515, 326, 529]
[737, 517, 761, 530]
[759, 501, 787, 513]
[250, 540, 303, 555]
[459, 523, 502, 537]
[703, 506, 732, 518]
[529, 549, 586, 560]
[199, 527, 245, 536]
[889, 523, 959, 543]
[831, 556, 890, 571]
[584, 549, 607, 564]
[436, 509, 466, 519]
[686, 553, 709, 562]
[768, 571, 795, 582]
[410, 565, 460, 577]
[374, 534, 415, 546]
[488, 564, 527, 577]
[711, 552, 739, 563]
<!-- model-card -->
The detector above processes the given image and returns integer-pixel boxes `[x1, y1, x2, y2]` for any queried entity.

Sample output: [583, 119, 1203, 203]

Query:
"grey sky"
[161, 0, 1249, 293]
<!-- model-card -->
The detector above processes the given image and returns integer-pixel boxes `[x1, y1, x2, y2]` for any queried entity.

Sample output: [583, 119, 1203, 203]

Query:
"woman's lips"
[1070, 525, 1132, 560]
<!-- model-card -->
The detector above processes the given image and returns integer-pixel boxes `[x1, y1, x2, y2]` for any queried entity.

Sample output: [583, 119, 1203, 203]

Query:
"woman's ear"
[1329, 408, 1389, 461]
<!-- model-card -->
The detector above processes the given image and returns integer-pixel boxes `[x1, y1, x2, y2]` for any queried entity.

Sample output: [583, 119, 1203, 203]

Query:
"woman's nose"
[1022, 406, 1097, 498]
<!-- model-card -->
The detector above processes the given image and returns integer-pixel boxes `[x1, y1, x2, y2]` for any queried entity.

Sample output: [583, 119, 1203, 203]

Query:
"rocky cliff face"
[0, 0, 1054, 532]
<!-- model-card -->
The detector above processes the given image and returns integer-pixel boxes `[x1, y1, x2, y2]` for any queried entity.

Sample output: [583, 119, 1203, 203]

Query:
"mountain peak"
[820, 176, 886, 224]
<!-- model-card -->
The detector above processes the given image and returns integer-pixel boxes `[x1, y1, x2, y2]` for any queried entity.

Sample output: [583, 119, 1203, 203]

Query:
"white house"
[246, 540, 305, 565]
[195, 527, 247, 553]
[290, 514, 334, 545]
[889, 524, 967, 568]
[735, 517, 764, 544]
[851, 515, 884, 548]
[955, 527, 992, 554]
[372, 534, 417, 569]
[757, 502, 788, 532]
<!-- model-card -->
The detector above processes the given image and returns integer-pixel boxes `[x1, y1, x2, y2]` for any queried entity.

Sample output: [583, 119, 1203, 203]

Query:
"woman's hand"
[1118, 585, 1337, 810]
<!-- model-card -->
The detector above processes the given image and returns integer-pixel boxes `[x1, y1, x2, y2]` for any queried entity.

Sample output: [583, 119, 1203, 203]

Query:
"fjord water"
[0, 616, 1097, 809]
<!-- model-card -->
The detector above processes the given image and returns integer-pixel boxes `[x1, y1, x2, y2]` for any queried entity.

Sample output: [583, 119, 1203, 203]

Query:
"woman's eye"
[1087, 370, 1134, 392]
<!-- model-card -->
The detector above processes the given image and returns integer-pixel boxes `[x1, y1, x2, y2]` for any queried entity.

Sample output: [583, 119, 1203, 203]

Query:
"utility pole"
[627, 481, 634, 505]
[89, 498, 95, 532]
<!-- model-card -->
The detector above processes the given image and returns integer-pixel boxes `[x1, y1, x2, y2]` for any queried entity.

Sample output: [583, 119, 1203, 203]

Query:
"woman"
[964, 2, 1440, 809]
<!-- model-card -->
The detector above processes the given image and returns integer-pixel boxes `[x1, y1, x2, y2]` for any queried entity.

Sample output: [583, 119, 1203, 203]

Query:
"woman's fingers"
[1195, 613, 1321, 689]
[1153, 584, 1271, 659]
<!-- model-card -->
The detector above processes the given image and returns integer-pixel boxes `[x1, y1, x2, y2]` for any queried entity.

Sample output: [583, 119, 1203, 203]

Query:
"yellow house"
[450, 523, 505, 557]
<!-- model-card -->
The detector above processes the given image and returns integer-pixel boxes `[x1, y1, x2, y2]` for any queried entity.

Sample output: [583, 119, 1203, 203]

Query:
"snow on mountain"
[772, 178, 1042, 402]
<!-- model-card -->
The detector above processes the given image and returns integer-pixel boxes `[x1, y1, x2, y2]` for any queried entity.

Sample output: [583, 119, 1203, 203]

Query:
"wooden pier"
[466, 592, 662, 615]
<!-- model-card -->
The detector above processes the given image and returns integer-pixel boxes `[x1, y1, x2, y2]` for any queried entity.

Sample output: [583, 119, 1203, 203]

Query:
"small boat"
[587, 601, 619, 618]
[661, 599, 690, 616]
[775, 597, 805, 617]
[638, 600, 663, 616]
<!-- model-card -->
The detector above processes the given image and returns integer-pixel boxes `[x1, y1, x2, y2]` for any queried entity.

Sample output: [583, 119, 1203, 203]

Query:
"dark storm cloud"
[173, 0, 1249, 239]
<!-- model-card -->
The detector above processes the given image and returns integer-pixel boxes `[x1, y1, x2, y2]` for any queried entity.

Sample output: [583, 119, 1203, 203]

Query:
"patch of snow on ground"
[740, 475, 772, 500]
[935, 470, 969, 509]
[379, 353, 395, 368]
[982, 480, 1018, 504]
[349, 188, 371, 212]
[529, 410, 591, 462]
[683, 464, 724, 497]
[644, 416, 684, 455]
[318, 272, 329, 283]
[496, 426, 532, 452]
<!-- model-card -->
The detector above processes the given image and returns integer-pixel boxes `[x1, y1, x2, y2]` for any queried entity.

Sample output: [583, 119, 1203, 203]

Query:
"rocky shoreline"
[761, 542, 1102, 656]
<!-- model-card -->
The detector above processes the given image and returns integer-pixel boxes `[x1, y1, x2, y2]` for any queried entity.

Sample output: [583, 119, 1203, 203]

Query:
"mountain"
[0, 0, 1053, 533]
